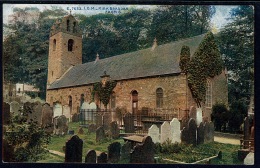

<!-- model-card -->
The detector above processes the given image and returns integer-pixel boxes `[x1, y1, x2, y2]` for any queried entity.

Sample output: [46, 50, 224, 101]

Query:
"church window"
[73, 22, 76, 33]
[156, 88, 163, 108]
[18, 88, 21, 93]
[68, 39, 74, 51]
[53, 39, 56, 51]
[67, 20, 70, 31]
[205, 80, 212, 108]
[111, 92, 116, 109]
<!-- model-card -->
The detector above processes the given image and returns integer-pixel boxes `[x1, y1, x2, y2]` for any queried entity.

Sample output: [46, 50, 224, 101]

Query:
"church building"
[46, 14, 228, 120]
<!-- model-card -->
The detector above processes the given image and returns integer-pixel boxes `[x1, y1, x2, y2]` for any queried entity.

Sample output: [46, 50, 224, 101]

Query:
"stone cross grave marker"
[85, 150, 96, 163]
[130, 136, 155, 163]
[96, 151, 108, 163]
[123, 113, 135, 133]
[108, 142, 121, 163]
[3, 102, 11, 125]
[197, 122, 205, 145]
[148, 124, 160, 143]
[63, 105, 71, 122]
[189, 106, 197, 121]
[188, 118, 197, 145]
[170, 118, 181, 143]
[10, 101, 20, 116]
[65, 135, 83, 162]
[110, 121, 120, 139]
[53, 103, 62, 118]
[196, 108, 203, 125]
[96, 126, 106, 143]
[161, 121, 173, 143]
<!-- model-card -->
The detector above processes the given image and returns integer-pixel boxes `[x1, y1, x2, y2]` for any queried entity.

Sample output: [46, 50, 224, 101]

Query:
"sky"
[3, 4, 238, 31]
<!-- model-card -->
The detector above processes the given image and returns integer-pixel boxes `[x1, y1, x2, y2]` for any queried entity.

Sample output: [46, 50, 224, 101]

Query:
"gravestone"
[110, 121, 120, 139]
[130, 136, 155, 163]
[197, 122, 205, 145]
[41, 103, 53, 134]
[85, 150, 96, 163]
[78, 127, 84, 134]
[161, 121, 173, 143]
[65, 135, 83, 162]
[123, 113, 135, 133]
[204, 122, 210, 143]
[108, 142, 121, 163]
[53, 103, 62, 118]
[96, 113, 103, 127]
[96, 151, 107, 163]
[188, 118, 197, 145]
[53, 115, 68, 135]
[88, 124, 97, 133]
[181, 116, 189, 130]
[208, 121, 215, 142]
[96, 126, 106, 142]
[81, 102, 90, 120]
[189, 106, 197, 121]
[3, 102, 11, 125]
[81, 101, 90, 109]
[33, 102, 43, 125]
[103, 113, 111, 130]
[89, 102, 97, 109]
[10, 101, 20, 116]
[121, 141, 131, 161]
[244, 152, 254, 165]
[181, 127, 189, 144]
[148, 124, 160, 143]
[63, 105, 71, 121]
[170, 118, 181, 143]
[196, 108, 203, 126]
[72, 113, 79, 122]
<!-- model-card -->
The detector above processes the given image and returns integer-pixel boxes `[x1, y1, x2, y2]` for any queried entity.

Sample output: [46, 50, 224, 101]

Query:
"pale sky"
[3, 4, 238, 30]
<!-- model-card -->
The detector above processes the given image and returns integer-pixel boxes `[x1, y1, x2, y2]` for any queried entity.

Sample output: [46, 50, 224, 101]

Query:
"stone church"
[46, 14, 228, 120]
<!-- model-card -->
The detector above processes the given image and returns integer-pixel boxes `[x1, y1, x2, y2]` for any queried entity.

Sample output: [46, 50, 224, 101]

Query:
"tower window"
[73, 22, 76, 33]
[68, 39, 74, 51]
[53, 39, 56, 51]
[67, 20, 70, 31]
[156, 88, 163, 108]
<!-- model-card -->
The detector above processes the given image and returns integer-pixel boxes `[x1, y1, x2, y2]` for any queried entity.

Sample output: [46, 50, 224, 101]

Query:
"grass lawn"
[39, 122, 242, 164]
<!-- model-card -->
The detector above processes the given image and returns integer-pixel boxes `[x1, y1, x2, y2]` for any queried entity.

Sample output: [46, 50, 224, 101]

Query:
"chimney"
[151, 38, 157, 51]
[95, 53, 100, 63]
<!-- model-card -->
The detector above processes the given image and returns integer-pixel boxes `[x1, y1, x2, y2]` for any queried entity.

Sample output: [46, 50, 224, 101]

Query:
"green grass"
[37, 153, 64, 163]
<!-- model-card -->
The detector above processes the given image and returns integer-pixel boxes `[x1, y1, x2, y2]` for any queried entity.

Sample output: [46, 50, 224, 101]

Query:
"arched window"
[131, 90, 138, 115]
[18, 88, 21, 93]
[80, 94, 84, 107]
[53, 39, 56, 51]
[111, 92, 116, 109]
[73, 22, 76, 33]
[205, 80, 212, 108]
[67, 20, 70, 31]
[156, 88, 163, 108]
[68, 39, 74, 51]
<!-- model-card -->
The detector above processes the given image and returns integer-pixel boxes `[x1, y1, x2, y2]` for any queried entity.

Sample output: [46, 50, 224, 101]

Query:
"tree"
[211, 103, 229, 132]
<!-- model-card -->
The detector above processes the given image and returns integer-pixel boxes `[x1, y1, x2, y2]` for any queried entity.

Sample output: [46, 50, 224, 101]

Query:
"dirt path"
[214, 136, 240, 145]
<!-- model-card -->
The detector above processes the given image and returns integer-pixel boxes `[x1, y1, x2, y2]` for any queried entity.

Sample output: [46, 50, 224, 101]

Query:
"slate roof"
[48, 33, 206, 90]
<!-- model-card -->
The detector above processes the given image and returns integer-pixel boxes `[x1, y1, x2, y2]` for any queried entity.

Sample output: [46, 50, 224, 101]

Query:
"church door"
[131, 90, 138, 115]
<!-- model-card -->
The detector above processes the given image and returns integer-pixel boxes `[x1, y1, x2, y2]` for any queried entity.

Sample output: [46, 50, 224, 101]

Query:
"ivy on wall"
[92, 80, 117, 109]
[183, 32, 223, 107]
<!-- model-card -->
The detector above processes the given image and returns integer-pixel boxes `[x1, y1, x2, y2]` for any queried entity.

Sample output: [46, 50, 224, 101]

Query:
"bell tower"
[47, 13, 82, 87]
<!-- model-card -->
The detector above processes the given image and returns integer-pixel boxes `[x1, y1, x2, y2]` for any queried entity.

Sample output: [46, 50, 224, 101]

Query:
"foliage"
[217, 5, 254, 106]
[3, 113, 51, 162]
[187, 32, 223, 107]
[92, 80, 117, 109]
[179, 45, 191, 73]
[211, 103, 229, 131]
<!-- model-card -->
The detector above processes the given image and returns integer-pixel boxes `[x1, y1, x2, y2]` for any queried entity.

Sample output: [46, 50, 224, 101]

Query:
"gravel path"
[214, 136, 240, 145]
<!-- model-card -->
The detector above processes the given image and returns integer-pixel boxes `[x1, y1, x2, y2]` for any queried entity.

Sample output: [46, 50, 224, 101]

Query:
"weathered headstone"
[208, 121, 215, 142]
[181, 127, 189, 144]
[148, 124, 160, 143]
[81, 102, 90, 109]
[103, 113, 111, 130]
[63, 105, 71, 121]
[121, 141, 131, 161]
[53, 115, 68, 135]
[72, 113, 79, 122]
[130, 136, 155, 163]
[110, 121, 120, 139]
[170, 118, 181, 143]
[3, 102, 11, 125]
[41, 103, 53, 134]
[161, 121, 173, 143]
[85, 150, 96, 163]
[65, 135, 83, 162]
[33, 102, 43, 125]
[189, 106, 197, 121]
[244, 152, 254, 165]
[88, 124, 97, 133]
[96, 126, 106, 142]
[81, 102, 90, 121]
[96, 151, 107, 163]
[123, 113, 135, 133]
[89, 102, 97, 109]
[196, 108, 203, 125]
[188, 118, 197, 145]
[10, 101, 20, 116]
[197, 122, 205, 145]
[78, 127, 84, 134]
[53, 103, 62, 118]
[108, 142, 121, 163]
